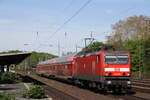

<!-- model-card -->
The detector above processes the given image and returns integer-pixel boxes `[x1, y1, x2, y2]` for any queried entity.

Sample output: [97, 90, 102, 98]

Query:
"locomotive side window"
[97, 55, 100, 64]
[92, 61, 96, 74]
[75, 62, 78, 73]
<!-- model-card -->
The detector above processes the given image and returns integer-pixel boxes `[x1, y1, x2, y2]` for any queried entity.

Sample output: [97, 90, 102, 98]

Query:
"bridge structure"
[0, 52, 31, 72]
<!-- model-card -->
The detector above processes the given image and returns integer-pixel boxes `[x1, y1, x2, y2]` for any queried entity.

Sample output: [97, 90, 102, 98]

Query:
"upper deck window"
[105, 55, 129, 64]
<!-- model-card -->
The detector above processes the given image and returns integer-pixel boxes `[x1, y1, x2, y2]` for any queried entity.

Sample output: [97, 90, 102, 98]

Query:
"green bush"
[0, 92, 15, 100]
[22, 85, 46, 99]
[1, 72, 22, 83]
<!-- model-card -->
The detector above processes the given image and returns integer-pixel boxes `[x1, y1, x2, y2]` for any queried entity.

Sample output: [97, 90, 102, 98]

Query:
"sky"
[0, 0, 149, 56]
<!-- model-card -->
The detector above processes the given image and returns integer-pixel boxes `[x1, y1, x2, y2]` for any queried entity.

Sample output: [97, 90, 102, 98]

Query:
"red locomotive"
[36, 51, 131, 93]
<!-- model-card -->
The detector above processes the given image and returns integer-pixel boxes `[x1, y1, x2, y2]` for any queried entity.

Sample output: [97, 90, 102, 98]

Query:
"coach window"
[75, 63, 77, 66]
[65, 65, 67, 69]
[97, 55, 100, 64]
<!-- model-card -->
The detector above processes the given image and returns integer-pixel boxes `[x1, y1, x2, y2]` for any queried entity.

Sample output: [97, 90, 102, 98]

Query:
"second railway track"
[132, 78, 150, 94]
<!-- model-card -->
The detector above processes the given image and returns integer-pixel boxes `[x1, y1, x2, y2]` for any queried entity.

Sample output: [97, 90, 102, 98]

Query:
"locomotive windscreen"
[105, 55, 129, 64]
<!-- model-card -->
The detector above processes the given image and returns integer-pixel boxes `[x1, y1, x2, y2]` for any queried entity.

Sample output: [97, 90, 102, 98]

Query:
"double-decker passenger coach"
[36, 55, 76, 79]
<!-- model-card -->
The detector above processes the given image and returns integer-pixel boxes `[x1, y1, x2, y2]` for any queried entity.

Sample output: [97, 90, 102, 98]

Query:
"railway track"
[111, 94, 150, 100]
[133, 79, 150, 84]
[46, 77, 150, 100]
[17, 71, 150, 100]
[42, 85, 78, 100]
[132, 78, 150, 94]
[19, 72, 115, 100]
[21, 74, 78, 100]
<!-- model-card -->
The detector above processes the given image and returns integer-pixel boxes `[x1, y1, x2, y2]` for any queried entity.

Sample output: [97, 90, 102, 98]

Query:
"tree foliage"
[107, 15, 150, 76]
[20, 51, 57, 67]
[82, 41, 104, 52]
[0, 50, 22, 54]
[108, 15, 150, 44]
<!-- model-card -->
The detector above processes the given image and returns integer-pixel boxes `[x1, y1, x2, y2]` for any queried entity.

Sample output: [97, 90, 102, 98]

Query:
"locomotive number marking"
[115, 68, 120, 71]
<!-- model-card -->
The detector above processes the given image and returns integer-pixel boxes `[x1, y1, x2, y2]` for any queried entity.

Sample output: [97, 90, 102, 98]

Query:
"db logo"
[115, 68, 120, 71]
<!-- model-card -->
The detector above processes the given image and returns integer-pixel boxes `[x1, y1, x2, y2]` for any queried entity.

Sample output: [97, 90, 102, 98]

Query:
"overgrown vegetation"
[22, 85, 46, 99]
[21, 51, 56, 67]
[0, 92, 15, 100]
[0, 50, 22, 54]
[1, 72, 22, 83]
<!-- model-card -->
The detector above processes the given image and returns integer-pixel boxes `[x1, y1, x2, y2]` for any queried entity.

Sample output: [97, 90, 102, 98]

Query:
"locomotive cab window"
[105, 55, 129, 64]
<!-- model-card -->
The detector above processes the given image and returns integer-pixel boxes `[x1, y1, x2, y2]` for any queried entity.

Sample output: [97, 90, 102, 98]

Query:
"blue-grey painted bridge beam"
[0, 52, 31, 66]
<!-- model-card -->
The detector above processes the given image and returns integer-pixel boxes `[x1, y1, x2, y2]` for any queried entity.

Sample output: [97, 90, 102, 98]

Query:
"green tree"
[110, 15, 150, 43]
[107, 15, 150, 77]
[82, 41, 104, 52]
[22, 51, 56, 67]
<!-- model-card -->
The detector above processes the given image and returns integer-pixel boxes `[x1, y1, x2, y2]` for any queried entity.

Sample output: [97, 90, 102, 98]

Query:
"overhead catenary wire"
[36, 0, 136, 54]
[62, 0, 75, 12]
[35, 0, 93, 53]
[38, 0, 135, 52]
[48, 0, 93, 40]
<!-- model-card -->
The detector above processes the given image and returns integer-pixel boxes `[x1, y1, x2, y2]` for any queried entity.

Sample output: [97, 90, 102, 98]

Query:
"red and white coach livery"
[36, 51, 132, 93]
[36, 55, 76, 79]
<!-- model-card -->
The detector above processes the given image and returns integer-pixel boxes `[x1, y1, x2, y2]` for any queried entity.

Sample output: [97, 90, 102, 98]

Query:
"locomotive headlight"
[127, 81, 131, 84]
[126, 73, 130, 76]
[107, 81, 111, 84]
[105, 72, 112, 76]
[105, 73, 109, 76]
